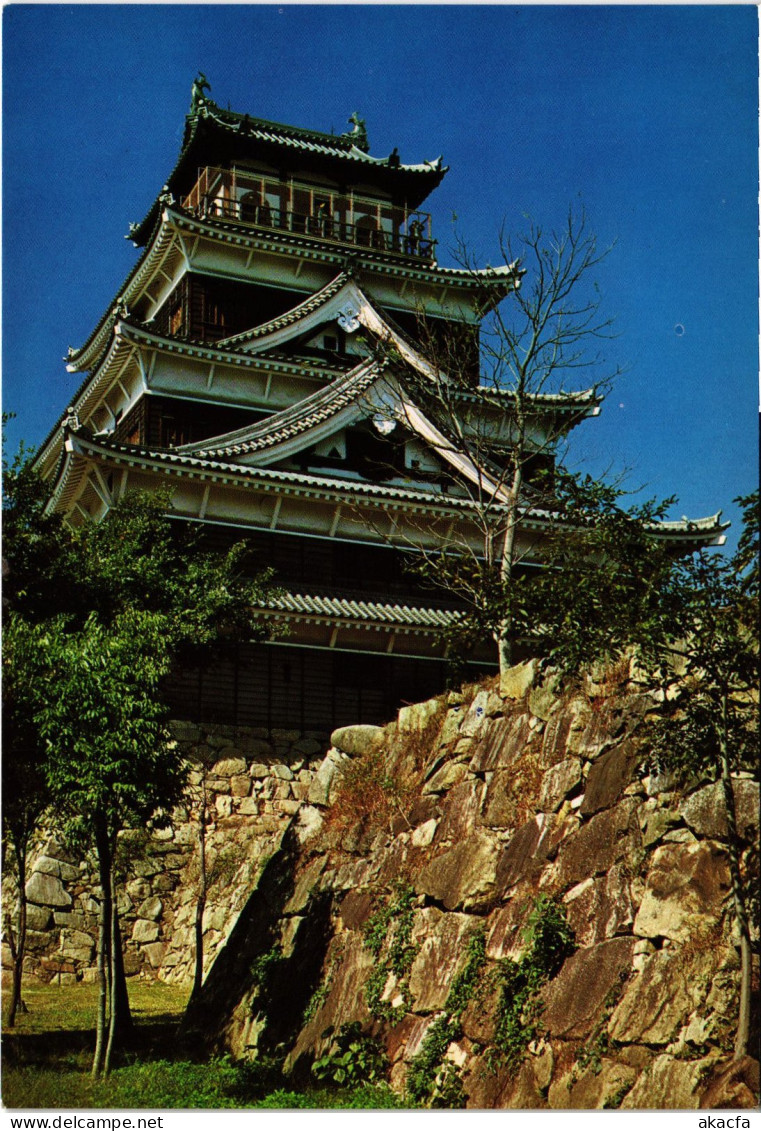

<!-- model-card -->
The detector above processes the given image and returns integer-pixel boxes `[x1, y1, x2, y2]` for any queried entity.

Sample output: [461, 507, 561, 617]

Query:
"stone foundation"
[2, 722, 328, 986]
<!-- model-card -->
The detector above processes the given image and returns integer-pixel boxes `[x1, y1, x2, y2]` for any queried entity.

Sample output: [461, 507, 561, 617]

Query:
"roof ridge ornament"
[336, 301, 361, 333]
[340, 111, 369, 153]
[190, 72, 211, 114]
[63, 406, 81, 433]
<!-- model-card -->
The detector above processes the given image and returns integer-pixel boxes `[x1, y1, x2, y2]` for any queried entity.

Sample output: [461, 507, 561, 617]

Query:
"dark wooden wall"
[163, 642, 455, 733]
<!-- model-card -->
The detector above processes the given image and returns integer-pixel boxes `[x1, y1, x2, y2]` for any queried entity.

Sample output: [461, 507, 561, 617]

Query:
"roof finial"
[341, 112, 369, 153]
[191, 72, 211, 113]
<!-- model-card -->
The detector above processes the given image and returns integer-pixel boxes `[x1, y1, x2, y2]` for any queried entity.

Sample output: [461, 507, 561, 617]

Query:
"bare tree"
[370, 206, 619, 676]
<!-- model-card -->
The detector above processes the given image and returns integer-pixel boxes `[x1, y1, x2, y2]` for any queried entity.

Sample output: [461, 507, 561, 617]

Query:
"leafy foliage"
[642, 491, 759, 779]
[405, 928, 486, 1108]
[2, 440, 278, 1068]
[363, 883, 418, 1022]
[637, 492, 759, 1060]
[312, 1022, 389, 1088]
[490, 896, 575, 1071]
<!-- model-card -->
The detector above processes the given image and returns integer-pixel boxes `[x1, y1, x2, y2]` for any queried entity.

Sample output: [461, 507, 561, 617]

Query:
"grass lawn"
[2, 981, 408, 1110]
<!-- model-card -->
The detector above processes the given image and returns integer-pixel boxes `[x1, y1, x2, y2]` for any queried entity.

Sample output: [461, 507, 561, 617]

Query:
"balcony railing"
[182, 167, 436, 262]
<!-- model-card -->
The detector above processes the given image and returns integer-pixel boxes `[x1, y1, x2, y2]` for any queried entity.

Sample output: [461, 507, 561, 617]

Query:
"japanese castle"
[37, 79, 727, 731]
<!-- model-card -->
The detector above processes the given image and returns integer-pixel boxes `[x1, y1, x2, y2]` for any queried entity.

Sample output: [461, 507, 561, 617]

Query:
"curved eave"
[115, 319, 344, 381]
[165, 207, 515, 292]
[130, 103, 447, 247]
[456, 387, 602, 417]
[176, 357, 381, 458]
[48, 429, 533, 522]
[66, 213, 179, 372]
[650, 513, 728, 548]
[218, 271, 352, 349]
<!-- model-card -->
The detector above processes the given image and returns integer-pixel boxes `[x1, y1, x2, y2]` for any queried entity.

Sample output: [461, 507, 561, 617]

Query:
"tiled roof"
[264, 590, 460, 629]
[61, 428, 490, 514]
[176, 358, 381, 458]
[218, 272, 351, 349]
[130, 101, 447, 247]
[51, 427, 730, 548]
[197, 101, 445, 173]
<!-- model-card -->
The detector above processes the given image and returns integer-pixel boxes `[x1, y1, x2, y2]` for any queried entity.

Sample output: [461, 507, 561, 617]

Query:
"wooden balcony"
[182, 167, 436, 262]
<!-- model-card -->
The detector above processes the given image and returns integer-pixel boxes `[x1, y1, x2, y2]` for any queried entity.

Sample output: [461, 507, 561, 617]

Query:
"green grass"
[2, 982, 410, 1110]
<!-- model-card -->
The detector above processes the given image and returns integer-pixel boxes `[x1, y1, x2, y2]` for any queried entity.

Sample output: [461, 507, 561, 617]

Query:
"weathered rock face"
[5, 664, 759, 1110]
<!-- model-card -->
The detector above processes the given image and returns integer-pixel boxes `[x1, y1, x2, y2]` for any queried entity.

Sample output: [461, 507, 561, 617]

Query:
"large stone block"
[25, 871, 72, 909]
[608, 946, 714, 1045]
[555, 799, 642, 890]
[495, 813, 556, 892]
[633, 841, 730, 943]
[550, 1058, 636, 1110]
[699, 1056, 760, 1110]
[59, 929, 95, 962]
[408, 909, 480, 1012]
[539, 758, 583, 813]
[469, 714, 531, 774]
[562, 862, 635, 947]
[422, 759, 467, 795]
[485, 900, 533, 961]
[541, 936, 636, 1039]
[32, 855, 80, 883]
[25, 905, 53, 931]
[500, 658, 539, 700]
[132, 919, 160, 944]
[136, 896, 163, 921]
[308, 749, 349, 806]
[579, 737, 642, 816]
[680, 779, 759, 843]
[413, 831, 500, 911]
[480, 769, 521, 828]
[397, 696, 443, 734]
[211, 756, 247, 777]
[435, 780, 485, 842]
[621, 1052, 722, 1109]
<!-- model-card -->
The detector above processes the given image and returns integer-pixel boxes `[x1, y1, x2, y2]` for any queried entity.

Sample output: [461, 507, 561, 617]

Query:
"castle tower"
[36, 81, 726, 731]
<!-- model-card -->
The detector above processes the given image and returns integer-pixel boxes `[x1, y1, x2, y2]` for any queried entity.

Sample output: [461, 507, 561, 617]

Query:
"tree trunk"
[104, 867, 119, 1076]
[111, 902, 133, 1038]
[91, 814, 112, 1078]
[718, 694, 752, 1060]
[6, 839, 28, 1028]
[192, 786, 208, 1000]
[497, 462, 523, 677]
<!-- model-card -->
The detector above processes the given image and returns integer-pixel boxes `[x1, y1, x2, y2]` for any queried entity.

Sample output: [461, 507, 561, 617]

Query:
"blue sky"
[3, 4, 758, 549]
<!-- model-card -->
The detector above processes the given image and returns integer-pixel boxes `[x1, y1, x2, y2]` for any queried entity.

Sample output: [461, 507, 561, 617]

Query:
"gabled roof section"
[186, 276, 599, 475]
[130, 95, 447, 247]
[175, 356, 383, 461]
[218, 272, 354, 349]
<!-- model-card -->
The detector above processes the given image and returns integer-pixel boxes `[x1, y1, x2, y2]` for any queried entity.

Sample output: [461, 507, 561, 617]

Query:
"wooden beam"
[269, 496, 282, 530]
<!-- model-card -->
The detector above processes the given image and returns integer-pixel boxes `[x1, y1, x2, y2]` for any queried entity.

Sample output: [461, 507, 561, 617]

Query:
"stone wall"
[5, 661, 759, 1109]
[178, 659, 760, 1110]
[2, 723, 328, 987]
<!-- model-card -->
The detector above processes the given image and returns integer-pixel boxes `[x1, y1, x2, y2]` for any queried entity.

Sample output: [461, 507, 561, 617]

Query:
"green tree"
[2, 429, 71, 1027]
[3, 445, 277, 1072]
[31, 608, 184, 1075]
[520, 469, 678, 674]
[2, 615, 51, 1027]
[641, 491, 758, 1060]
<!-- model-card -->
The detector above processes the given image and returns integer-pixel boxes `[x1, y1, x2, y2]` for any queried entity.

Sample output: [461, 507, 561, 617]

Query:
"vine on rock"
[406, 928, 487, 1108]
[489, 895, 575, 1073]
[363, 883, 418, 1023]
